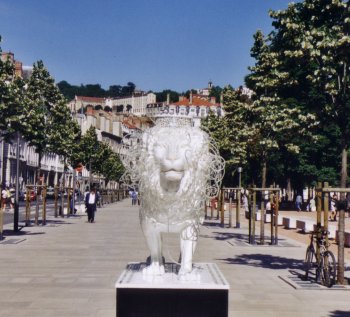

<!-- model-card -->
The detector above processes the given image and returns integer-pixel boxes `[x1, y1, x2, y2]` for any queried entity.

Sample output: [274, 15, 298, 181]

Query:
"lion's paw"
[178, 267, 201, 281]
[142, 262, 165, 276]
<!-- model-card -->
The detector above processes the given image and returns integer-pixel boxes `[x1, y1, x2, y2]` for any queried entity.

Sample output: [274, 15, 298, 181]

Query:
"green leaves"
[70, 126, 124, 184]
[0, 38, 25, 138]
[268, 0, 350, 187]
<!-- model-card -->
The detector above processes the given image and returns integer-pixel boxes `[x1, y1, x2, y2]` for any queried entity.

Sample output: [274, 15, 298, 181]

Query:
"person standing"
[330, 193, 338, 221]
[9, 185, 15, 210]
[295, 194, 302, 212]
[131, 190, 138, 206]
[1, 186, 8, 209]
[85, 186, 98, 223]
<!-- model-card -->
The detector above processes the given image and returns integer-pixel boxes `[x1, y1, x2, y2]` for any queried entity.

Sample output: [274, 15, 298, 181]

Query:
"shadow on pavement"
[211, 232, 289, 244]
[2, 229, 45, 236]
[203, 221, 221, 228]
[2, 218, 76, 237]
[329, 311, 350, 317]
[45, 219, 77, 224]
[212, 232, 248, 241]
[220, 254, 305, 270]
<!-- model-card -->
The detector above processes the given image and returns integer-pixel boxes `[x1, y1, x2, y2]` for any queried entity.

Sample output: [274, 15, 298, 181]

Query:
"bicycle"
[304, 228, 337, 287]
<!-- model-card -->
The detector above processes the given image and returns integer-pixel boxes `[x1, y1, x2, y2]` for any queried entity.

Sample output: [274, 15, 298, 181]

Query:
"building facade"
[105, 91, 156, 116]
[68, 96, 106, 113]
[145, 92, 223, 127]
[0, 136, 64, 190]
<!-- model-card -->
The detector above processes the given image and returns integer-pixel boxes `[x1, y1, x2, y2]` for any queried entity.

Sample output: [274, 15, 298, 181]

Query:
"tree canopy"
[267, 0, 350, 187]
[57, 81, 137, 100]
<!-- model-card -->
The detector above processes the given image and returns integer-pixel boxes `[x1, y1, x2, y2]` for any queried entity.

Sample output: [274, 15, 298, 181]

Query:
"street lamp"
[237, 167, 242, 188]
[236, 167, 243, 229]
[14, 131, 21, 231]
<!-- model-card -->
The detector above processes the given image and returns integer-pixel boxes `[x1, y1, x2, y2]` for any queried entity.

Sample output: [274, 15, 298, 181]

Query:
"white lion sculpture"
[121, 116, 224, 277]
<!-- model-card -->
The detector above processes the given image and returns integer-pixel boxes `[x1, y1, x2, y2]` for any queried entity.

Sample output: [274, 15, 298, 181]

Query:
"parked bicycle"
[304, 228, 337, 287]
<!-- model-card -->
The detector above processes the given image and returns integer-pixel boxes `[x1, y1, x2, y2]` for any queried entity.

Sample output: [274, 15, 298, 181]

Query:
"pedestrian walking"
[85, 186, 98, 223]
[295, 194, 302, 212]
[242, 192, 249, 214]
[1, 186, 8, 209]
[330, 194, 338, 221]
[1, 186, 12, 210]
[9, 185, 15, 210]
[70, 191, 77, 214]
[266, 201, 272, 214]
[308, 197, 316, 212]
[131, 190, 138, 206]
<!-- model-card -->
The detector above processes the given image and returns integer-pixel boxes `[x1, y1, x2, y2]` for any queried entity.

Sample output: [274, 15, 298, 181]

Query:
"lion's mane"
[121, 117, 224, 229]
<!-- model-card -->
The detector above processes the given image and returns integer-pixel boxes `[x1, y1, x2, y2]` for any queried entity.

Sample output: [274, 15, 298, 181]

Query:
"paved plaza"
[0, 199, 350, 317]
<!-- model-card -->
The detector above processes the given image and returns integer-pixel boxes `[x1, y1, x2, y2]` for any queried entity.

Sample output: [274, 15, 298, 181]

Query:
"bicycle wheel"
[321, 251, 337, 287]
[304, 246, 315, 279]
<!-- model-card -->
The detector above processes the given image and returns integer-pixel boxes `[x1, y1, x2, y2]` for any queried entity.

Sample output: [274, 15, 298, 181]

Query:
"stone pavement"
[0, 199, 350, 317]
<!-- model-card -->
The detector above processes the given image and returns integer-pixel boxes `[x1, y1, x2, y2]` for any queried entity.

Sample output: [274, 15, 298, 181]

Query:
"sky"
[0, 0, 293, 93]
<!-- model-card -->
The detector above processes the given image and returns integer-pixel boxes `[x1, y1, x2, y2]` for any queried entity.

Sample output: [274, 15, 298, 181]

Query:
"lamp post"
[238, 167, 242, 188]
[14, 131, 20, 232]
[236, 167, 243, 229]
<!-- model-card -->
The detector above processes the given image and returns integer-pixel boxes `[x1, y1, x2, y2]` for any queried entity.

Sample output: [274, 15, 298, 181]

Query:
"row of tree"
[204, 0, 350, 192]
[57, 81, 137, 100]
[0, 37, 124, 186]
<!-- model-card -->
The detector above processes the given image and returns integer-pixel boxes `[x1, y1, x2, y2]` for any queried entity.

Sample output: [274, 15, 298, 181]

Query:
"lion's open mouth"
[162, 170, 184, 181]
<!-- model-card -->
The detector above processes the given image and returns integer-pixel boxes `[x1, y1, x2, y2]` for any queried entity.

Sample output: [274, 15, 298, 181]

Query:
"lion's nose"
[166, 145, 179, 160]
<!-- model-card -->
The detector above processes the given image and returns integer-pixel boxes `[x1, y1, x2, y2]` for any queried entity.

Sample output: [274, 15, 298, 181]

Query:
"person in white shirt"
[1, 186, 8, 209]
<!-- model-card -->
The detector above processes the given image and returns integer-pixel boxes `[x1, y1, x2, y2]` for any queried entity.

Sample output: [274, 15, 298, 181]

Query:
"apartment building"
[68, 96, 106, 113]
[105, 91, 156, 116]
[145, 91, 223, 127]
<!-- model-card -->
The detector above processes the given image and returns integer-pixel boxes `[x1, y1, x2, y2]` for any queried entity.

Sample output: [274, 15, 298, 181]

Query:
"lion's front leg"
[179, 225, 197, 276]
[141, 217, 165, 276]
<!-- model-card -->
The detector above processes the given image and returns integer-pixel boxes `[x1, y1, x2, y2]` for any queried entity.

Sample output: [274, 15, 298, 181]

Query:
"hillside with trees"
[57, 80, 183, 103]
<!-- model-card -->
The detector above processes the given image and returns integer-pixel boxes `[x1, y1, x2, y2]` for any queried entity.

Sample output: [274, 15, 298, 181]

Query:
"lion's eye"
[155, 144, 166, 151]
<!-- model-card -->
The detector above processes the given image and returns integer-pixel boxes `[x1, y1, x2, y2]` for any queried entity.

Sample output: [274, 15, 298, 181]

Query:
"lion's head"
[121, 116, 224, 225]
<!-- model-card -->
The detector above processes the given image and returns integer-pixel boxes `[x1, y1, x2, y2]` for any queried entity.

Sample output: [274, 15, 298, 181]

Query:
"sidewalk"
[0, 199, 349, 317]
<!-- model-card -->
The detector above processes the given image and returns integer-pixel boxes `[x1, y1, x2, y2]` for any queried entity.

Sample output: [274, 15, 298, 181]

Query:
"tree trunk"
[286, 178, 292, 201]
[261, 160, 267, 189]
[338, 142, 348, 284]
[60, 157, 67, 218]
[340, 144, 348, 189]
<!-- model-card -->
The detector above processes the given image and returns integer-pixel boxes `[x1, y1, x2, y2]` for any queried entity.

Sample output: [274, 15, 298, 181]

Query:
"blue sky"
[0, 0, 292, 92]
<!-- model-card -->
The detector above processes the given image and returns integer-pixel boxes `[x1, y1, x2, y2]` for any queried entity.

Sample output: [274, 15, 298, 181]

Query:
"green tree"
[48, 97, 81, 168]
[23, 60, 65, 183]
[246, 29, 317, 189]
[154, 89, 179, 103]
[107, 85, 122, 97]
[269, 0, 350, 187]
[83, 84, 105, 97]
[71, 127, 124, 186]
[209, 85, 223, 103]
[121, 82, 136, 96]
[0, 37, 25, 138]
[202, 86, 253, 186]
[94, 142, 124, 185]
[72, 126, 100, 170]
[56, 80, 76, 101]
[184, 89, 197, 99]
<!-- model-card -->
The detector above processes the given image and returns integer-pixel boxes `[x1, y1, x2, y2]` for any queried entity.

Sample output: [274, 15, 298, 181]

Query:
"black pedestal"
[115, 263, 229, 317]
